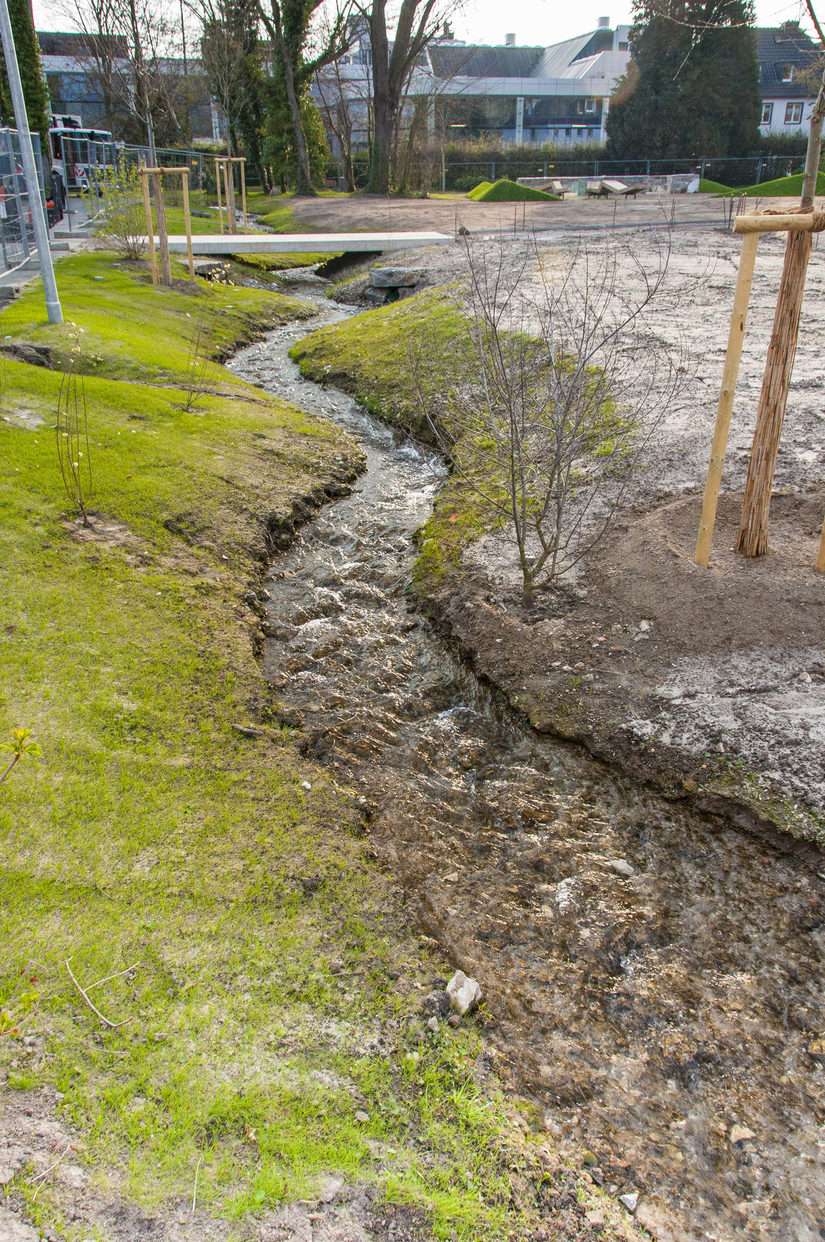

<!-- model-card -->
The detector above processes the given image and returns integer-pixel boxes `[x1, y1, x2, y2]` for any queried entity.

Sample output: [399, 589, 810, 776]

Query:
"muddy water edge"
[228, 273, 825, 1242]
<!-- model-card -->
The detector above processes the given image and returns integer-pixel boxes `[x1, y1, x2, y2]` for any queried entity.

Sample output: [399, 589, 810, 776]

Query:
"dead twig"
[192, 1154, 203, 1215]
[31, 1144, 72, 1201]
[65, 959, 133, 1030]
[84, 960, 141, 992]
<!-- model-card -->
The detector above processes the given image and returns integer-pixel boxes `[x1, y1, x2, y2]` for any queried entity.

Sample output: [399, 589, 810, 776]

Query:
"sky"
[32, 0, 820, 44]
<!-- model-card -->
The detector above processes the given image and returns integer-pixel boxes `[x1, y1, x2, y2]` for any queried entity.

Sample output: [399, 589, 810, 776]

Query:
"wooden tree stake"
[139, 168, 158, 285]
[215, 157, 224, 234]
[695, 230, 759, 566]
[151, 169, 172, 286]
[735, 227, 812, 557]
[179, 169, 195, 280]
[240, 158, 247, 230]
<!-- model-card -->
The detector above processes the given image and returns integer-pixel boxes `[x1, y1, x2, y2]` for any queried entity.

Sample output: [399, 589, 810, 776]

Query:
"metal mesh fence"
[0, 128, 48, 275]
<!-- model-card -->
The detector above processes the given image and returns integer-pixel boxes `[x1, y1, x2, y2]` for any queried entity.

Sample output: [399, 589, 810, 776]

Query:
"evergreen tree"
[606, 0, 761, 163]
[0, 0, 50, 150]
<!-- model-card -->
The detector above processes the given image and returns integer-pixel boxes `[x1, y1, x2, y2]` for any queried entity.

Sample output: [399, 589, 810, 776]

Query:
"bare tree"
[410, 234, 688, 603]
[61, 0, 188, 145]
[355, 0, 448, 194]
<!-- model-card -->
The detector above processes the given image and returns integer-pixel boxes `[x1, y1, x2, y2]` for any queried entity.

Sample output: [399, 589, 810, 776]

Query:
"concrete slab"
[161, 231, 453, 255]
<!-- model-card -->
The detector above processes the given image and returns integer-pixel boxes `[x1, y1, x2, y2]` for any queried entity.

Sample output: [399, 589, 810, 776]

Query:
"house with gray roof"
[756, 22, 822, 136]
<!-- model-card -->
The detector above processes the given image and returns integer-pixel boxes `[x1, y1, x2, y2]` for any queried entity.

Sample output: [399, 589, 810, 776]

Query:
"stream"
[229, 274, 825, 1242]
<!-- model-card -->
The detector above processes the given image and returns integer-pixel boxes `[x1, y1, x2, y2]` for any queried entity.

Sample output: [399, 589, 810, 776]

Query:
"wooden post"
[735, 227, 812, 557]
[180, 168, 195, 280]
[139, 167, 158, 285]
[151, 168, 172, 286]
[215, 157, 223, 234]
[239, 158, 247, 230]
[817, 516, 825, 573]
[695, 230, 759, 566]
[225, 159, 237, 233]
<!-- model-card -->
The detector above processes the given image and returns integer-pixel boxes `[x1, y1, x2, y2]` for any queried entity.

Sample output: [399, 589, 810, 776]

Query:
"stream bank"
[230, 269, 825, 1242]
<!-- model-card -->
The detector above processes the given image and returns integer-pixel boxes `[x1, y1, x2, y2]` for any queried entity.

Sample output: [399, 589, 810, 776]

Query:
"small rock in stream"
[619, 1191, 639, 1213]
[729, 1124, 756, 1145]
[607, 858, 635, 877]
[446, 970, 482, 1016]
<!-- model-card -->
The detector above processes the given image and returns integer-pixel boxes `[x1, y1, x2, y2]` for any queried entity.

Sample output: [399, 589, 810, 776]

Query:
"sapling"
[409, 232, 689, 603]
[55, 333, 92, 525]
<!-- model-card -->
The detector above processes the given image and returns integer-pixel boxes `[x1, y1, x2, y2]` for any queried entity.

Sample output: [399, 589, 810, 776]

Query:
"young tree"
[61, 0, 188, 145]
[735, 0, 825, 557]
[606, 0, 761, 164]
[410, 236, 688, 603]
[0, 0, 50, 149]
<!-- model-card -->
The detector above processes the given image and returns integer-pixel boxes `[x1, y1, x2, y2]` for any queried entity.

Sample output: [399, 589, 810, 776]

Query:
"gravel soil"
[325, 208, 825, 844]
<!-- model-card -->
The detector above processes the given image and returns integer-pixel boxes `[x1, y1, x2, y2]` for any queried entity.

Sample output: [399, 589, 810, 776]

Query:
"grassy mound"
[737, 171, 825, 197]
[468, 178, 555, 202]
[0, 254, 602, 1240]
[699, 178, 734, 194]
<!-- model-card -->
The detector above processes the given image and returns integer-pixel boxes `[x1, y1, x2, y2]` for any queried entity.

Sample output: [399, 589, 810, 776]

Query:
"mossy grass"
[0, 249, 313, 383]
[0, 253, 607, 1239]
[698, 178, 734, 194]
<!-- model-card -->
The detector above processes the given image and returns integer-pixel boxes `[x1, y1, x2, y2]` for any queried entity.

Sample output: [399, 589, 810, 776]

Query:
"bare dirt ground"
[288, 190, 734, 235]
[321, 203, 825, 843]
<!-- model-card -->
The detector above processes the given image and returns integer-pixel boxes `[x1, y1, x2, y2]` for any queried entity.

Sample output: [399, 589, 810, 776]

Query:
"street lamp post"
[0, 0, 62, 323]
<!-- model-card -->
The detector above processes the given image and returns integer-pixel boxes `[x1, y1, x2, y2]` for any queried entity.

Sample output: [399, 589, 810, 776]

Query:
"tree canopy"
[606, 0, 762, 162]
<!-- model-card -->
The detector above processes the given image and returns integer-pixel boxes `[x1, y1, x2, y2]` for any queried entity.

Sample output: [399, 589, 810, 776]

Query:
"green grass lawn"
[0, 252, 604, 1240]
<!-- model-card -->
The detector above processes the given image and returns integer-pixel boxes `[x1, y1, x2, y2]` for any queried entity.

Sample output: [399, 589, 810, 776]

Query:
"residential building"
[756, 22, 821, 137]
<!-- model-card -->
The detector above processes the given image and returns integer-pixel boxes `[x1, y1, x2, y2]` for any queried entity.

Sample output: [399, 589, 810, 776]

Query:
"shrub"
[94, 161, 147, 261]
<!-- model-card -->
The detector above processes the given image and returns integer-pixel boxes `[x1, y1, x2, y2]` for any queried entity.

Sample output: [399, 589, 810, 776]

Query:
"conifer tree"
[606, 0, 761, 165]
[0, 0, 50, 149]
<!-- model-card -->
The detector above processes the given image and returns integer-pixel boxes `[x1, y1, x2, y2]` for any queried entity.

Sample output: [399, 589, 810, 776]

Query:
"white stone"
[446, 970, 482, 1016]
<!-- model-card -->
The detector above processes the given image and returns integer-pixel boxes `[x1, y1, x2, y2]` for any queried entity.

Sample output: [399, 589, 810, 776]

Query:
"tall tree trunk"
[735, 68, 824, 557]
[366, 0, 391, 194]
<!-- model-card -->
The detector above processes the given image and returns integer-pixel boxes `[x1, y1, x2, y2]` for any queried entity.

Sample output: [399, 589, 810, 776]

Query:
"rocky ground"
[326, 212, 825, 843]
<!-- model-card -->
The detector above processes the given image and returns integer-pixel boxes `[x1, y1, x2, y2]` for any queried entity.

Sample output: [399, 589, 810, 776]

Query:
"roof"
[532, 30, 612, 78]
[756, 24, 822, 98]
[428, 44, 543, 79]
[38, 30, 129, 57]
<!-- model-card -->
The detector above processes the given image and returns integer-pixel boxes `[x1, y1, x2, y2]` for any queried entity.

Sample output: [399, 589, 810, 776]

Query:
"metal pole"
[0, 0, 62, 322]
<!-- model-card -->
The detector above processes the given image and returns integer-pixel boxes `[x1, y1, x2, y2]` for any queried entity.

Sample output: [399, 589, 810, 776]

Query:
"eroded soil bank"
[232, 272, 825, 1242]
[297, 224, 825, 845]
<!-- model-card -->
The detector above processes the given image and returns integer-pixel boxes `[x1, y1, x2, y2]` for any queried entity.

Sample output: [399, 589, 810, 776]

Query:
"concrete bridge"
[163, 231, 453, 255]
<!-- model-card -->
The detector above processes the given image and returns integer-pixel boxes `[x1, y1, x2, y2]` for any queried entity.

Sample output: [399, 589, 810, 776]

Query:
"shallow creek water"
[229, 277, 825, 1242]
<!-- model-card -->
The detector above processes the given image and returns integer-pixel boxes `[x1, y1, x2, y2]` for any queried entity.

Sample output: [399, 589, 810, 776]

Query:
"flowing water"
[229, 278, 825, 1242]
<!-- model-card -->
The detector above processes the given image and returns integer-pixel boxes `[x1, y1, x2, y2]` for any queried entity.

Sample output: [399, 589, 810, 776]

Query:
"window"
[585, 98, 596, 112]
[618, 40, 628, 50]
[576, 99, 585, 114]
[761, 102, 773, 124]
[780, 62, 794, 81]
[785, 101, 803, 123]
